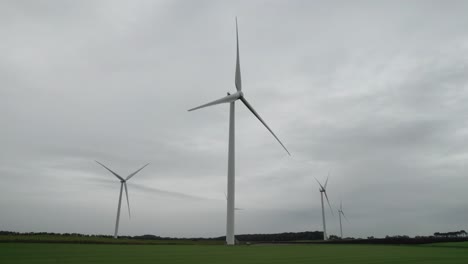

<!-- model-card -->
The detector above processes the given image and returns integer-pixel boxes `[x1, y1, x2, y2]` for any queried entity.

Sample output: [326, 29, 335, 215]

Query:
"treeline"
[434, 230, 467, 238]
[323, 231, 468, 245]
[0, 231, 202, 241]
[325, 236, 468, 245]
[5, 230, 467, 244]
[127, 231, 324, 242]
[215, 231, 323, 242]
[0, 230, 323, 242]
[0, 231, 114, 238]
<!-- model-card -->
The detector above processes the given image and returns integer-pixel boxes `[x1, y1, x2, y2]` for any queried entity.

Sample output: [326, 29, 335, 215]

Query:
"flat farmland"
[1, 242, 468, 264]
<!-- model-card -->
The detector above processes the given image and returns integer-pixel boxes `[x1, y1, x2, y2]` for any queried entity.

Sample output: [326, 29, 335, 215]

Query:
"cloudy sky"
[1, 0, 468, 239]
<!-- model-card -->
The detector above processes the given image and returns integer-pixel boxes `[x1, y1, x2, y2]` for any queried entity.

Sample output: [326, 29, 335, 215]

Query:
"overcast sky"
[1, 0, 468, 239]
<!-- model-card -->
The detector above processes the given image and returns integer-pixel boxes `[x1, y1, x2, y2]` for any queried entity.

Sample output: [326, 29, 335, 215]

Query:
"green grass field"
[426, 241, 468, 249]
[1, 242, 468, 264]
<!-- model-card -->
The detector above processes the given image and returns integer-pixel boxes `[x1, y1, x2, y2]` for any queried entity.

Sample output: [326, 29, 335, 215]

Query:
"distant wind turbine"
[338, 200, 349, 239]
[95, 161, 149, 239]
[189, 18, 289, 245]
[315, 176, 333, 241]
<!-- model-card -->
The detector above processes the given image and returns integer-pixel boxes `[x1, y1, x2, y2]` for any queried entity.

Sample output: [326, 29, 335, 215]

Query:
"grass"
[1, 243, 468, 264]
[426, 241, 468, 249]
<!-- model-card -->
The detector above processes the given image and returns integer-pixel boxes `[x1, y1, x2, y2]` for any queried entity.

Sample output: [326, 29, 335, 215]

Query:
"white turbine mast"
[315, 176, 333, 241]
[189, 18, 289, 245]
[95, 161, 149, 239]
[224, 192, 244, 211]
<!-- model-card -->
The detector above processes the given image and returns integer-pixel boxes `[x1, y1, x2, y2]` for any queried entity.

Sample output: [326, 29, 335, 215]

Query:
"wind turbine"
[315, 176, 333, 241]
[95, 161, 149, 239]
[338, 200, 349, 239]
[189, 18, 290, 245]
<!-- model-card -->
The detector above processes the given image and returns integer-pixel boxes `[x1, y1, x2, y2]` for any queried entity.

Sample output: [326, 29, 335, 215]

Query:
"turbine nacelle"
[227, 91, 243, 97]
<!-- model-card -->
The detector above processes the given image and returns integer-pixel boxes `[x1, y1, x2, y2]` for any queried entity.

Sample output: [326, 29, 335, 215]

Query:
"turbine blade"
[235, 208, 244, 210]
[235, 17, 242, 91]
[188, 93, 240, 112]
[324, 191, 334, 216]
[324, 176, 329, 190]
[240, 97, 290, 155]
[342, 210, 349, 223]
[126, 163, 150, 181]
[224, 192, 227, 200]
[124, 182, 131, 219]
[95, 161, 124, 181]
[314, 177, 325, 190]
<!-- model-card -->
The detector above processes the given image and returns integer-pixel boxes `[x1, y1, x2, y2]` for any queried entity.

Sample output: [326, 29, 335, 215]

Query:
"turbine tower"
[189, 18, 289, 245]
[95, 161, 149, 239]
[224, 192, 244, 211]
[338, 200, 348, 239]
[315, 177, 333, 241]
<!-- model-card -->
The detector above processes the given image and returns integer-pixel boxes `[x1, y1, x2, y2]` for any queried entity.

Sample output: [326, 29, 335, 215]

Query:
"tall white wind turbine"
[95, 161, 149, 239]
[189, 18, 290, 245]
[315, 177, 333, 241]
[338, 200, 349, 239]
